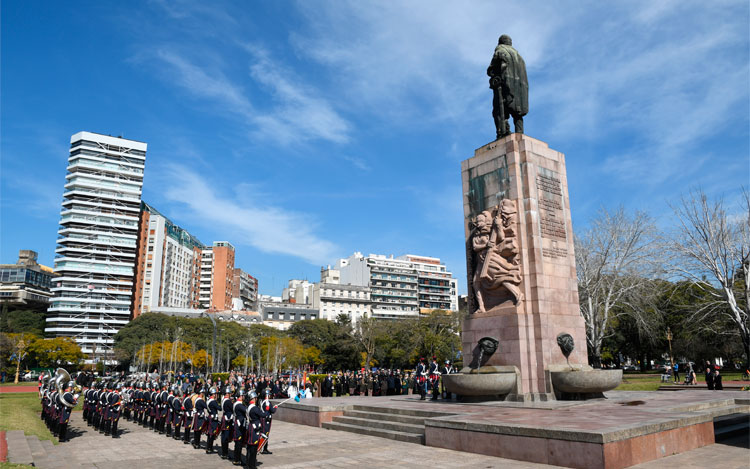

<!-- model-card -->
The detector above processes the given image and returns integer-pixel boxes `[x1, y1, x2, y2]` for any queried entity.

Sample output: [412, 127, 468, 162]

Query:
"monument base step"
[322, 421, 424, 444]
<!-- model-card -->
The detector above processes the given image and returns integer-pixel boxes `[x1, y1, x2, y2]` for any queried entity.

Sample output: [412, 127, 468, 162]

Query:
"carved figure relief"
[466, 199, 523, 313]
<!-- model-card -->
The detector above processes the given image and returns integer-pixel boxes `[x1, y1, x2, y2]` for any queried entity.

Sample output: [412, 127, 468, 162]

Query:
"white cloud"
[160, 164, 339, 264]
[147, 46, 351, 145]
[341, 155, 371, 171]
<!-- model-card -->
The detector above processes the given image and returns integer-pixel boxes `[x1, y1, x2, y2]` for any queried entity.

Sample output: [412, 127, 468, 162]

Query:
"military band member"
[205, 387, 221, 454]
[441, 360, 455, 399]
[232, 390, 247, 466]
[192, 387, 207, 449]
[220, 387, 234, 459]
[260, 388, 277, 454]
[429, 356, 441, 400]
[58, 380, 79, 442]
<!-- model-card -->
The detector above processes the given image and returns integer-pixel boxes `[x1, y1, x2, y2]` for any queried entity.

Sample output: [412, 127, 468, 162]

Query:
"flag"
[294, 393, 300, 402]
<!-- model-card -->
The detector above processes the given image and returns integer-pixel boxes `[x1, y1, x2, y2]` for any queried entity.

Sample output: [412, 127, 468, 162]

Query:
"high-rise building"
[0, 250, 58, 305]
[198, 241, 235, 311]
[398, 255, 459, 312]
[47, 132, 146, 359]
[335, 252, 458, 319]
[231, 268, 258, 311]
[131, 203, 205, 319]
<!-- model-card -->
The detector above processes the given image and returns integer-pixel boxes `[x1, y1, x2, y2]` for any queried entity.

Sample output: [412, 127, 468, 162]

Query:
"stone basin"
[550, 369, 623, 394]
[442, 366, 517, 396]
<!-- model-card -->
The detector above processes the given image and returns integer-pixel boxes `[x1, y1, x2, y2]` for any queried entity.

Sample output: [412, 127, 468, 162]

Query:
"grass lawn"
[0, 463, 34, 468]
[615, 370, 749, 391]
[0, 393, 57, 445]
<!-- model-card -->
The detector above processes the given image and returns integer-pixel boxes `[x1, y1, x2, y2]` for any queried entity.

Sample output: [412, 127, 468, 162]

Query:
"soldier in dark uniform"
[429, 357, 441, 400]
[245, 390, 271, 469]
[107, 383, 122, 437]
[192, 387, 207, 449]
[171, 386, 183, 440]
[205, 387, 221, 454]
[182, 387, 194, 444]
[98, 383, 109, 433]
[416, 358, 428, 400]
[158, 382, 169, 434]
[259, 388, 276, 454]
[220, 387, 234, 459]
[441, 360, 455, 399]
[58, 380, 79, 442]
[231, 390, 247, 466]
[165, 385, 175, 437]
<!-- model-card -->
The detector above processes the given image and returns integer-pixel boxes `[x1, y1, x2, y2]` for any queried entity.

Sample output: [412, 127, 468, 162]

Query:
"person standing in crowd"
[441, 360, 454, 399]
[231, 390, 247, 466]
[673, 363, 680, 383]
[713, 368, 723, 390]
[705, 362, 715, 390]
[219, 387, 234, 460]
[205, 387, 221, 454]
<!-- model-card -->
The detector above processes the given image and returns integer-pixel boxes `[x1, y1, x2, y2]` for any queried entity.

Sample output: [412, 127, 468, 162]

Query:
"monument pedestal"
[460, 133, 591, 398]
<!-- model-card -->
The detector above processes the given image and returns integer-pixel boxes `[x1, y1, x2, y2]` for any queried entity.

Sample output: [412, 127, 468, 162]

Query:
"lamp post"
[666, 327, 674, 377]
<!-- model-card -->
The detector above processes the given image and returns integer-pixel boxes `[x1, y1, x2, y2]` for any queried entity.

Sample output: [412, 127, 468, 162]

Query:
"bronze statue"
[466, 199, 523, 313]
[487, 35, 528, 139]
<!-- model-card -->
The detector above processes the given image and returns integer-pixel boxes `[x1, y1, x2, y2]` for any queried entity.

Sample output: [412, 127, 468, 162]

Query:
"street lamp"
[666, 327, 674, 377]
[200, 312, 217, 374]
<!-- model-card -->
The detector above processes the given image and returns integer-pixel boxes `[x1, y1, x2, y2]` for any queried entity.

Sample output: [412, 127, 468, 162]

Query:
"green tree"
[29, 337, 86, 368]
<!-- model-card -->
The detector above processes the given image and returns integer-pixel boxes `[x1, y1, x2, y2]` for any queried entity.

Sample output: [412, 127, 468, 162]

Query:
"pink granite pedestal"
[461, 133, 594, 398]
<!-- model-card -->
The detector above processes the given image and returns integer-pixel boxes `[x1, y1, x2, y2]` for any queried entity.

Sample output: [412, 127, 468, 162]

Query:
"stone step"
[343, 409, 427, 425]
[40, 438, 55, 451]
[704, 404, 750, 419]
[26, 434, 48, 459]
[332, 416, 425, 435]
[322, 421, 424, 444]
[5, 430, 33, 465]
[352, 404, 454, 418]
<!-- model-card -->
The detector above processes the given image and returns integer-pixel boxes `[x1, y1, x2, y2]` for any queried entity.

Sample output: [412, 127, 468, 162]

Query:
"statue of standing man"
[487, 35, 528, 139]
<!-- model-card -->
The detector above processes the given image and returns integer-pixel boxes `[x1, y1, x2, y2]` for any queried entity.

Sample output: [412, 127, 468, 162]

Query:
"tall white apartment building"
[131, 203, 204, 318]
[336, 252, 458, 319]
[47, 132, 147, 359]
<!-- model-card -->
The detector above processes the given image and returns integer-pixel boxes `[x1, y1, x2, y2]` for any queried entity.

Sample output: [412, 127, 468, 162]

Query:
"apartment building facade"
[199, 241, 235, 311]
[131, 203, 205, 319]
[47, 131, 146, 358]
[232, 268, 258, 311]
[0, 250, 58, 305]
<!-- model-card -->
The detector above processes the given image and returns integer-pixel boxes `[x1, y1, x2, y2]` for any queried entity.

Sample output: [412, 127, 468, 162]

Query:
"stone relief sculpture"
[466, 199, 523, 313]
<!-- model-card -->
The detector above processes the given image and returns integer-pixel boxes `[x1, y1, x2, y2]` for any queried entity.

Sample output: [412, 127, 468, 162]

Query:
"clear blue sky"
[2, 1, 748, 296]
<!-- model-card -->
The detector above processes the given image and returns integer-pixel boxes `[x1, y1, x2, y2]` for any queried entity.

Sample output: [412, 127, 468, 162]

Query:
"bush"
[306, 374, 327, 385]
[211, 373, 229, 383]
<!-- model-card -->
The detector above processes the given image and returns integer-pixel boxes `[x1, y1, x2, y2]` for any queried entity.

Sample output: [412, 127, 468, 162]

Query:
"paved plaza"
[9, 409, 748, 469]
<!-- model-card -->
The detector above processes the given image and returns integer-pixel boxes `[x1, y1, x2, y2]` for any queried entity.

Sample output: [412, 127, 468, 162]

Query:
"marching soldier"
[231, 389, 247, 466]
[259, 388, 276, 455]
[106, 383, 122, 437]
[429, 356, 441, 400]
[171, 386, 184, 440]
[416, 357, 428, 400]
[158, 382, 169, 434]
[165, 385, 175, 437]
[220, 387, 234, 460]
[205, 387, 221, 454]
[245, 390, 270, 469]
[192, 387, 207, 449]
[182, 386, 195, 445]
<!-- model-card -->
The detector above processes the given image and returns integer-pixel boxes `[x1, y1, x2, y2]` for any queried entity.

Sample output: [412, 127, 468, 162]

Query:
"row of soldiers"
[111, 381, 277, 469]
[40, 379, 79, 442]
